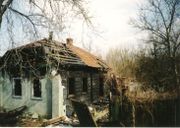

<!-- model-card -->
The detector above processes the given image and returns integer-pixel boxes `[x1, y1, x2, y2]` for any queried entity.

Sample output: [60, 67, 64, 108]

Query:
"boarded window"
[82, 77, 88, 92]
[13, 78, 22, 96]
[99, 77, 104, 96]
[68, 78, 75, 95]
[33, 78, 42, 98]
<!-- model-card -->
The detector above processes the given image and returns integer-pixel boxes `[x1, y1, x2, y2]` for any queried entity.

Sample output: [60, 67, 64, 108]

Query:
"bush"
[135, 53, 179, 91]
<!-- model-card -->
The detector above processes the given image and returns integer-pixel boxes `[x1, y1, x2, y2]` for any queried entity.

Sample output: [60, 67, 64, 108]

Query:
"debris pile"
[42, 116, 79, 127]
[17, 117, 43, 127]
[92, 98, 109, 124]
[0, 106, 27, 126]
[0, 98, 110, 127]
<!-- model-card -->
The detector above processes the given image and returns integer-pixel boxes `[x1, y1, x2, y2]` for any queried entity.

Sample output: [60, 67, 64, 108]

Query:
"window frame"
[31, 78, 42, 100]
[12, 77, 22, 98]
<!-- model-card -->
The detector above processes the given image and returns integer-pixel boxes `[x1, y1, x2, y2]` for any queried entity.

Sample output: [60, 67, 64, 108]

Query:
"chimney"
[66, 38, 73, 46]
[48, 31, 53, 41]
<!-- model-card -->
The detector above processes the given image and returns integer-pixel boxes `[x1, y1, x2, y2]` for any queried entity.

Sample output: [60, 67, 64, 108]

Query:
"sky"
[0, 0, 145, 57]
[68, 0, 145, 56]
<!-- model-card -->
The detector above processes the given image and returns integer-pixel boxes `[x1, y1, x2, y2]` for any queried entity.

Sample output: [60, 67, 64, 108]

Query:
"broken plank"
[71, 99, 98, 127]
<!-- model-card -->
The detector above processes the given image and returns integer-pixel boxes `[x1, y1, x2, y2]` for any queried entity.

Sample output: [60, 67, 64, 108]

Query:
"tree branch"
[8, 6, 38, 35]
[0, 0, 13, 28]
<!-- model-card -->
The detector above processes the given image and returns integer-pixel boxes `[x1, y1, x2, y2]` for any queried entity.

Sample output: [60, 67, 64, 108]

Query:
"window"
[82, 77, 88, 92]
[13, 78, 22, 97]
[99, 77, 104, 96]
[32, 78, 42, 98]
[68, 78, 75, 95]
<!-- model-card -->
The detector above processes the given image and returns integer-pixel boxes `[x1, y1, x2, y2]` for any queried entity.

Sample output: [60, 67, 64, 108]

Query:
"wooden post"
[90, 73, 93, 102]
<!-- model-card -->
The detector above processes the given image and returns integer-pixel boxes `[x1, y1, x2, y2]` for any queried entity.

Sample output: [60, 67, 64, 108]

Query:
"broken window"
[32, 78, 42, 98]
[68, 78, 75, 95]
[99, 77, 104, 96]
[82, 77, 88, 92]
[13, 78, 22, 97]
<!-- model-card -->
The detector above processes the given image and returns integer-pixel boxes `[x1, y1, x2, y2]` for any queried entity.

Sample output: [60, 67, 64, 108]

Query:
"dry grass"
[126, 87, 178, 103]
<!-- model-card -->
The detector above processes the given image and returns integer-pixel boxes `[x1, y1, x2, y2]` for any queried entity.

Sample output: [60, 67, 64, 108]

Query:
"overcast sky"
[69, 0, 145, 56]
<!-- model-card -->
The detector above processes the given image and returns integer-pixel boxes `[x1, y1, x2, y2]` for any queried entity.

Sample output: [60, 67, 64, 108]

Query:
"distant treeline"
[106, 47, 180, 91]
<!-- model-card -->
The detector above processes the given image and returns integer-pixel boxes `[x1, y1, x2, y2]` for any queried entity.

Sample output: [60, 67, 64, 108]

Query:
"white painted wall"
[1, 74, 52, 118]
[51, 73, 66, 118]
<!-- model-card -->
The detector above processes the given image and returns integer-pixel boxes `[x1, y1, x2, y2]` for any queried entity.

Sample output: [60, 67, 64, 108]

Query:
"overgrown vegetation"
[132, 0, 180, 89]
[135, 50, 180, 91]
[106, 1, 180, 125]
[106, 47, 180, 91]
[106, 0, 180, 92]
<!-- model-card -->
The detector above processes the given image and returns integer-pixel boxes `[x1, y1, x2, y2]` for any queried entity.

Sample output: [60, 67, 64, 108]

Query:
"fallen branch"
[42, 116, 65, 126]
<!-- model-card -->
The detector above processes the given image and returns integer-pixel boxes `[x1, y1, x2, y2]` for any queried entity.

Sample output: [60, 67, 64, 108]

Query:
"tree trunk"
[0, 16, 2, 28]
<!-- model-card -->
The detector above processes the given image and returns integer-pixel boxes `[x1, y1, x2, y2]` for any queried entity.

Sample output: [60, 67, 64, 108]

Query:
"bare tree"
[0, 0, 91, 48]
[106, 48, 137, 78]
[133, 0, 180, 88]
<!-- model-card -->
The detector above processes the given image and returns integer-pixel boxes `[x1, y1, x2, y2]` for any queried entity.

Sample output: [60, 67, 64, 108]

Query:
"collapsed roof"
[0, 38, 109, 77]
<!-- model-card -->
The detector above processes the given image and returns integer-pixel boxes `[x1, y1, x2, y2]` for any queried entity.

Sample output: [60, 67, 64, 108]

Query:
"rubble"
[0, 106, 27, 126]
[32, 113, 39, 119]
[92, 98, 110, 126]
[17, 117, 43, 127]
[0, 98, 110, 127]
[42, 115, 79, 127]
[94, 108, 108, 122]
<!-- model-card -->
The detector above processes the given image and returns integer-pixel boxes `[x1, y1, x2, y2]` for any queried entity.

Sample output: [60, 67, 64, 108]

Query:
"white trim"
[31, 97, 42, 100]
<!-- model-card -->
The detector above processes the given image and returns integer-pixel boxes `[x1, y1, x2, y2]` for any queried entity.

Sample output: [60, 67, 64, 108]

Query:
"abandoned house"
[0, 37, 109, 118]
